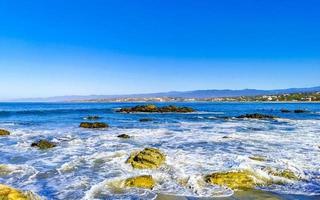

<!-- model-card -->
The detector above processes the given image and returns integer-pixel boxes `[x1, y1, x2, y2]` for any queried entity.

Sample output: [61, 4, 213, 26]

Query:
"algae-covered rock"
[118, 104, 194, 113]
[79, 122, 108, 128]
[0, 165, 12, 176]
[126, 148, 166, 169]
[117, 134, 130, 139]
[31, 140, 56, 149]
[124, 175, 155, 189]
[0, 184, 40, 200]
[237, 113, 276, 119]
[205, 170, 256, 190]
[0, 129, 10, 136]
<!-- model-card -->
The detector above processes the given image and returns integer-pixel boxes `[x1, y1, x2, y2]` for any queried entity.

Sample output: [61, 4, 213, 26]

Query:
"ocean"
[0, 102, 319, 200]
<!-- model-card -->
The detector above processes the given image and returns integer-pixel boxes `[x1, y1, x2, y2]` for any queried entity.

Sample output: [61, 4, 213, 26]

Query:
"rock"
[236, 113, 276, 119]
[294, 109, 308, 113]
[79, 122, 108, 128]
[0, 129, 10, 136]
[280, 109, 291, 113]
[126, 148, 166, 169]
[0, 184, 40, 200]
[205, 170, 257, 190]
[124, 175, 155, 189]
[222, 136, 230, 139]
[84, 116, 101, 120]
[249, 156, 266, 162]
[265, 168, 299, 180]
[118, 104, 194, 113]
[139, 118, 153, 122]
[31, 140, 56, 149]
[117, 134, 130, 139]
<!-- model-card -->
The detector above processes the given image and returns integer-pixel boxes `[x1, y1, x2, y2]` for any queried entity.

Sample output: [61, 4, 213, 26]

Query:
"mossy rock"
[205, 170, 257, 190]
[0, 184, 38, 200]
[126, 148, 166, 169]
[31, 140, 56, 150]
[237, 113, 276, 119]
[79, 122, 108, 128]
[117, 134, 130, 139]
[139, 118, 153, 122]
[0, 129, 10, 136]
[124, 175, 155, 189]
[84, 116, 101, 120]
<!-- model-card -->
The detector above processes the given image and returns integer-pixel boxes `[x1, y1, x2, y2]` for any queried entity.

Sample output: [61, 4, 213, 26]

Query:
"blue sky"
[0, 0, 319, 99]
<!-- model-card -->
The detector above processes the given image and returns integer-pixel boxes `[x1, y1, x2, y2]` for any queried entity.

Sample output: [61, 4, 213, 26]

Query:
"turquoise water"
[0, 102, 319, 199]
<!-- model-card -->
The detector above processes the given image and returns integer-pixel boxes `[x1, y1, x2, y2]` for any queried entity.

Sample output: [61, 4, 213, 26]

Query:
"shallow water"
[0, 102, 319, 199]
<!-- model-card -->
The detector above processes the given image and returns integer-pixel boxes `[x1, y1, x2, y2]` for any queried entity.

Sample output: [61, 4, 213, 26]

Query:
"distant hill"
[9, 86, 320, 102]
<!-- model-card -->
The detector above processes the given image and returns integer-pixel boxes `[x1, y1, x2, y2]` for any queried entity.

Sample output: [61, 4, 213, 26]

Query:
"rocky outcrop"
[139, 118, 153, 122]
[79, 122, 108, 128]
[31, 140, 56, 149]
[249, 156, 266, 162]
[118, 105, 194, 113]
[236, 113, 276, 119]
[0, 184, 41, 200]
[126, 148, 166, 169]
[264, 168, 299, 180]
[124, 175, 155, 189]
[117, 134, 130, 139]
[205, 170, 257, 190]
[0, 129, 10, 136]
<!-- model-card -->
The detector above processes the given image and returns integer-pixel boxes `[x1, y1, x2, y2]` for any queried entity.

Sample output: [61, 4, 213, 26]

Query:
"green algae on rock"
[236, 113, 276, 119]
[126, 148, 166, 169]
[205, 170, 257, 190]
[79, 122, 108, 128]
[0, 184, 41, 200]
[0, 129, 10, 136]
[31, 140, 56, 149]
[117, 134, 130, 139]
[124, 175, 155, 189]
[118, 104, 195, 113]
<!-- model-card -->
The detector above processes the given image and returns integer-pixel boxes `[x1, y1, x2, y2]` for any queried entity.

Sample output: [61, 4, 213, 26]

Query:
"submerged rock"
[294, 109, 309, 113]
[280, 109, 291, 113]
[249, 156, 266, 162]
[79, 122, 108, 128]
[126, 148, 166, 169]
[118, 104, 194, 113]
[117, 134, 130, 139]
[124, 175, 155, 189]
[236, 113, 276, 119]
[31, 140, 56, 149]
[0, 129, 10, 136]
[139, 118, 153, 122]
[205, 170, 257, 190]
[0, 184, 40, 200]
[84, 116, 101, 120]
[265, 168, 299, 180]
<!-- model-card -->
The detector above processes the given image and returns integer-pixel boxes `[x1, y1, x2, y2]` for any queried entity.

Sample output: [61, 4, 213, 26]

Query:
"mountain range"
[9, 86, 320, 102]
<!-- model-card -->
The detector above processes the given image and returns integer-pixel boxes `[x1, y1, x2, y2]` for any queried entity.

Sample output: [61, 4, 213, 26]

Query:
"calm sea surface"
[0, 102, 319, 199]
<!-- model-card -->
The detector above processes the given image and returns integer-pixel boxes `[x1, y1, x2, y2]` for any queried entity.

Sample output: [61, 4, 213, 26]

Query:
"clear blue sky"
[0, 0, 319, 99]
